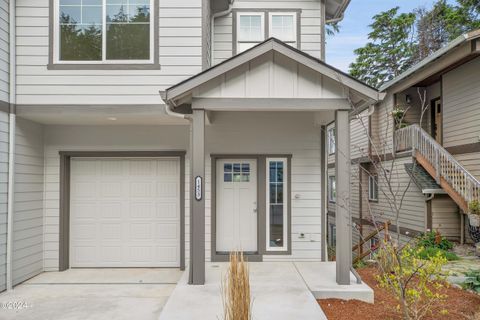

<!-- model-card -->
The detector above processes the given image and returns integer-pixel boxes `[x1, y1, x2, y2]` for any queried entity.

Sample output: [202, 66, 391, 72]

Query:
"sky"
[326, 0, 456, 72]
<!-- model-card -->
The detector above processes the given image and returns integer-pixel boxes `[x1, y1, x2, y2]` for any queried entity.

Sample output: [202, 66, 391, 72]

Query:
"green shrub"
[416, 246, 459, 261]
[469, 200, 480, 215]
[416, 231, 453, 251]
[462, 270, 480, 293]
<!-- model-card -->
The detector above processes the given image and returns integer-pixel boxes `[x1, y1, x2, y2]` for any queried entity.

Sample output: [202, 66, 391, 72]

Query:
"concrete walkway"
[0, 268, 183, 320]
[159, 262, 328, 320]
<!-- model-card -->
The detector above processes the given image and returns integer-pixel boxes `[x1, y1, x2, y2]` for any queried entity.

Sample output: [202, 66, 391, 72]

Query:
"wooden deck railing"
[394, 124, 480, 211]
[353, 221, 390, 264]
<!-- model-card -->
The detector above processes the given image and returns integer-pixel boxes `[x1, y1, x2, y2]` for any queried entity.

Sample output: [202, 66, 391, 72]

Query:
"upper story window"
[327, 127, 336, 155]
[235, 11, 298, 54]
[328, 176, 336, 203]
[55, 0, 154, 64]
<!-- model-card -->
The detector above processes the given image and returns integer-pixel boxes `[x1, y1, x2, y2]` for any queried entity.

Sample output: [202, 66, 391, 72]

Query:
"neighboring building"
[0, 0, 384, 291]
[327, 30, 480, 256]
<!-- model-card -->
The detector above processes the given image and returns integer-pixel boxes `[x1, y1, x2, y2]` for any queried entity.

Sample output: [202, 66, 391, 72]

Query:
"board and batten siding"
[431, 195, 460, 240]
[15, 0, 203, 105]
[213, 0, 322, 65]
[0, 0, 8, 103]
[13, 118, 44, 286]
[442, 56, 480, 148]
[0, 111, 7, 292]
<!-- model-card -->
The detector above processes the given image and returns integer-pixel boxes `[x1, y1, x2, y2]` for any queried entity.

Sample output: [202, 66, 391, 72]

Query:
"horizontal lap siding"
[350, 111, 369, 159]
[369, 157, 426, 233]
[43, 125, 190, 270]
[0, 111, 7, 291]
[13, 118, 44, 286]
[213, 0, 321, 65]
[0, 0, 8, 103]
[453, 152, 480, 179]
[16, 0, 202, 105]
[443, 57, 480, 148]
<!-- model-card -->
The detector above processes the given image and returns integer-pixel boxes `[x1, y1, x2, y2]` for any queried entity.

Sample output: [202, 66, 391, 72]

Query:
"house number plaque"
[195, 176, 202, 201]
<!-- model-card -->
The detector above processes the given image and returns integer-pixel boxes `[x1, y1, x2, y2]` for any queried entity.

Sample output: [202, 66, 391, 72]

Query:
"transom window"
[223, 163, 250, 182]
[236, 11, 298, 54]
[56, 0, 154, 63]
[266, 158, 288, 251]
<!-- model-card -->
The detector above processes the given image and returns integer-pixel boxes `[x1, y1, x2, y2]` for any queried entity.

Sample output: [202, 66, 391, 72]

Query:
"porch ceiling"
[161, 38, 383, 112]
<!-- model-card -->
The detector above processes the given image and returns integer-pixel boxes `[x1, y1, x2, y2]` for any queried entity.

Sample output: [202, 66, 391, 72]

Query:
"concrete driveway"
[0, 268, 183, 320]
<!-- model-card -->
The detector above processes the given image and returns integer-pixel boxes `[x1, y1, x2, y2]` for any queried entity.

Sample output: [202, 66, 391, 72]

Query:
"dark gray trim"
[446, 142, 480, 155]
[320, 125, 327, 261]
[232, 9, 302, 55]
[190, 110, 205, 285]
[48, 0, 160, 70]
[210, 154, 292, 262]
[202, 0, 211, 70]
[426, 199, 432, 231]
[329, 211, 425, 239]
[0, 100, 10, 114]
[58, 150, 187, 271]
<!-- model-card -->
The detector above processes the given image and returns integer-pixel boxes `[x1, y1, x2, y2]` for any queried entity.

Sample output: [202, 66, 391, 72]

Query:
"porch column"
[190, 109, 205, 285]
[335, 110, 351, 285]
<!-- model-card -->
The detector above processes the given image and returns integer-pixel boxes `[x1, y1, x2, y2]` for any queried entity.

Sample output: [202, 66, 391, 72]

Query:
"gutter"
[159, 91, 192, 121]
[211, 0, 235, 64]
[6, 0, 16, 291]
[325, 0, 351, 23]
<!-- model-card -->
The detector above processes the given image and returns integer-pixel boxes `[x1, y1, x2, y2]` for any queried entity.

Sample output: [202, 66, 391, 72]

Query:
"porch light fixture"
[107, 117, 117, 121]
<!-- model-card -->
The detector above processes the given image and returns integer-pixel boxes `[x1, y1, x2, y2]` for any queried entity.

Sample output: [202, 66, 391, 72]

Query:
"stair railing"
[395, 124, 480, 205]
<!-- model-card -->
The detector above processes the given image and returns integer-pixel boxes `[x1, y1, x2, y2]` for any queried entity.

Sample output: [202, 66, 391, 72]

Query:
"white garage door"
[70, 158, 181, 267]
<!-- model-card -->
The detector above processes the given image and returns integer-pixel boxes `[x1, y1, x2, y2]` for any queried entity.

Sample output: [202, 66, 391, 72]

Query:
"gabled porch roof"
[161, 38, 383, 112]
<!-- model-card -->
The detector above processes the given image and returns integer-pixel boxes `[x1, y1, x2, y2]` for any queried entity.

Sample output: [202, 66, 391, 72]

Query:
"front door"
[432, 98, 443, 144]
[216, 159, 257, 253]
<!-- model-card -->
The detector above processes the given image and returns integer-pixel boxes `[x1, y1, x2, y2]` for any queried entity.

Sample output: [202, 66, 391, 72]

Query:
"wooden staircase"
[395, 124, 480, 212]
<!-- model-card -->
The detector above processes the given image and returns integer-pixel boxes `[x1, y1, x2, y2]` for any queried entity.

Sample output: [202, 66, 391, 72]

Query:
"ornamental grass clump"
[221, 251, 252, 320]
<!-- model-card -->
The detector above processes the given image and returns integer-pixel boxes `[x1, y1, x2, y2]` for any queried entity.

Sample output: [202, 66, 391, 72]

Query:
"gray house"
[0, 0, 386, 291]
[327, 30, 480, 255]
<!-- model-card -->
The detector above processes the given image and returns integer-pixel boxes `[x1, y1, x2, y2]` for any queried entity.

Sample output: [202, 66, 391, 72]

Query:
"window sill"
[47, 63, 161, 70]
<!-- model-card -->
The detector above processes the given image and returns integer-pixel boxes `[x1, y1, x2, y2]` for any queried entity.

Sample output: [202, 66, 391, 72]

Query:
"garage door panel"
[70, 158, 181, 268]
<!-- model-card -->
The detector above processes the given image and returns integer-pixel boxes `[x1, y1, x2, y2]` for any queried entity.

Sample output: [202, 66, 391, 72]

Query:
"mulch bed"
[318, 266, 480, 320]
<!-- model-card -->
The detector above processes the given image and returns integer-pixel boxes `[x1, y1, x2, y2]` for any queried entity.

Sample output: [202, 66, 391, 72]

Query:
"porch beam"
[191, 98, 351, 111]
[335, 110, 352, 285]
[190, 109, 205, 285]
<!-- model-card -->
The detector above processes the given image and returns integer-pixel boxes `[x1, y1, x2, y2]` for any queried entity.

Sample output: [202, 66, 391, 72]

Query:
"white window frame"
[327, 127, 336, 155]
[236, 12, 266, 53]
[268, 12, 297, 45]
[54, 0, 155, 64]
[368, 174, 378, 201]
[329, 224, 336, 246]
[328, 175, 336, 203]
[266, 157, 288, 252]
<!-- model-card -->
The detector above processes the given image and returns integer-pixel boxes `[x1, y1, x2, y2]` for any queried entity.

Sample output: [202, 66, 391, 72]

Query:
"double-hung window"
[266, 158, 288, 252]
[368, 174, 378, 201]
[236, 11, 298, 54]
[56, 0, 154, 64]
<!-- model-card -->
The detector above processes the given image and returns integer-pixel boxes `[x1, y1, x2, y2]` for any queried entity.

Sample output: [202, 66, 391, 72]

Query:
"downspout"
[6, 0, 16, 291]
[211, 0, 234, 64]
[159, 91, 192, 121]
